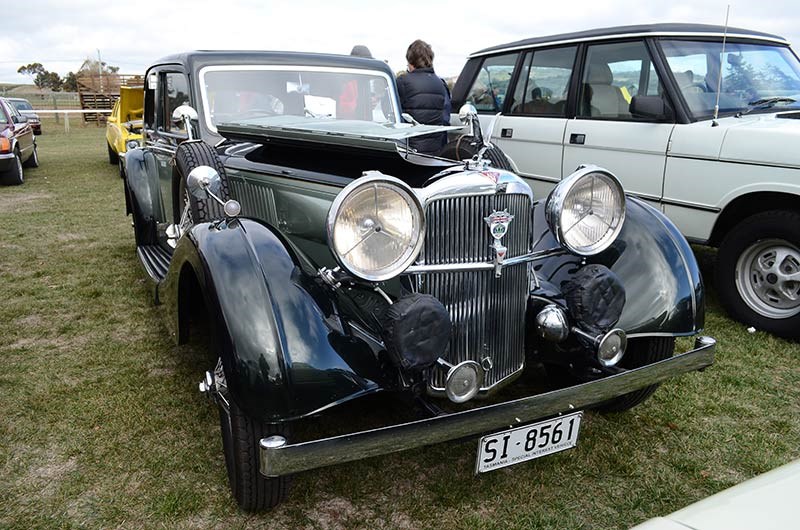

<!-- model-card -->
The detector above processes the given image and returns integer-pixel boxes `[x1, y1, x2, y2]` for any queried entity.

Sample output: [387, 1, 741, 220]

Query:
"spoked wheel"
[717, 210, 800, 339]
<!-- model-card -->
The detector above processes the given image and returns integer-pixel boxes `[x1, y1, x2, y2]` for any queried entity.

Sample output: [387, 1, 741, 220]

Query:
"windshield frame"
[198, 64, 401, 133]
[658, 38, 800, 121]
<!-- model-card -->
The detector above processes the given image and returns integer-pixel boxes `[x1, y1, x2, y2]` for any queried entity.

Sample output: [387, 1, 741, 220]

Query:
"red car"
[0, 97, 39, 185]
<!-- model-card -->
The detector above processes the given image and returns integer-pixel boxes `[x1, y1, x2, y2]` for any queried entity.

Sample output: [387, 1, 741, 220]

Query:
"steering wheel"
[238, 108, 279, 119]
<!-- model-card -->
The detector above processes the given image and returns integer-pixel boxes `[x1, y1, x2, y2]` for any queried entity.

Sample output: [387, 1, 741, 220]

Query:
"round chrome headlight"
[546, 166, 625, 256]
[327, 172, 424, 282]
[126, 140, 139, 151]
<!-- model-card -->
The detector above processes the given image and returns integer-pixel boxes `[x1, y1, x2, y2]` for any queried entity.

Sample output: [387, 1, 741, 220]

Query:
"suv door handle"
[569, 133, 586, 145]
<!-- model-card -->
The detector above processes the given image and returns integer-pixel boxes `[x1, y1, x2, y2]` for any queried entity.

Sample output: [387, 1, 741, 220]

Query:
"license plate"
[476, 411, 583, 473]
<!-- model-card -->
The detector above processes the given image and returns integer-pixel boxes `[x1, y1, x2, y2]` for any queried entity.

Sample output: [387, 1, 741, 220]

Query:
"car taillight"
[0, 137, 10, 153]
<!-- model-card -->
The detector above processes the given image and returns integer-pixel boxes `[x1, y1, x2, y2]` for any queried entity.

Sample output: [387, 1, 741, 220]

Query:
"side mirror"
[12, 115, 28, 124]
[186, 165, 241, 220]
[172, 105, 198, 140]
[630, 96, 670, 121]
[172, 105, 198, 126]
[458, 103, 483, 144]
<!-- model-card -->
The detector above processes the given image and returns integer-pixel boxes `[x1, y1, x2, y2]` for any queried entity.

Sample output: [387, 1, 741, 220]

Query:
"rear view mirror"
[630, 96, 670, 121]
[12, 115, 28, 124]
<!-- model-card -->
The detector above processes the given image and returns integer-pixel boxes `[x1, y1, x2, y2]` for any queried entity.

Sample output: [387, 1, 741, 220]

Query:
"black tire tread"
[174, 142, 230, 222]
[221, 400, 291, 512]
[22, 144, 39, 169]
[0, 149, 24, 185]
[715, 209, 800, 339]
[108, 142, 119, 165]
[596, 337, 675, 413]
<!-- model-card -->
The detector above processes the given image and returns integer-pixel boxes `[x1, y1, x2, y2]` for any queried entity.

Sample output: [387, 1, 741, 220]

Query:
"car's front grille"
[422, 193, 531, 264]
[420, 193, 532, 392]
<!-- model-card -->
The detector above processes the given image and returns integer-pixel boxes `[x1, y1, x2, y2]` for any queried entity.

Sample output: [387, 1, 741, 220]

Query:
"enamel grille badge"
[484, 210, 514, 278]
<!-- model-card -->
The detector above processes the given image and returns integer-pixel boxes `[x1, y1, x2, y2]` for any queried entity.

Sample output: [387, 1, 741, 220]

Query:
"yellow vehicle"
[106, 86, 143, 177]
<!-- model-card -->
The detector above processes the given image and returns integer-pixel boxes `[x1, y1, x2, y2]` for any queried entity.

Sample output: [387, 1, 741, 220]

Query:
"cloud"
[1, 0, 798, 84]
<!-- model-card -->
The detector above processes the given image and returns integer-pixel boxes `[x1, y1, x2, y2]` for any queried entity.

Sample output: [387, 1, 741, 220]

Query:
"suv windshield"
[660, 39, 800, 119]
[10, 99, 33, 112]
[199, 66, 398, 132]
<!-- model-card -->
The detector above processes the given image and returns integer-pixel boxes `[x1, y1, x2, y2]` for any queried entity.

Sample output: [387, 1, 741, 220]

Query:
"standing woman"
[396, 39, 451, 155]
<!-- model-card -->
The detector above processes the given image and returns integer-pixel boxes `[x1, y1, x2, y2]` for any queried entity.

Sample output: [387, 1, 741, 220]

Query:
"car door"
[494, 45, 578, 200]
[562, 39, 675, 205]
[6, 101, 34, 160]
[147, 69, 192, 247]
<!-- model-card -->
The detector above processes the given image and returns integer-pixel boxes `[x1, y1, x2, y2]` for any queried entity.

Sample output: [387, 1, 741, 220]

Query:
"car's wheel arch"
[162, 218, 383, 422]
[710, 190, 800, 247]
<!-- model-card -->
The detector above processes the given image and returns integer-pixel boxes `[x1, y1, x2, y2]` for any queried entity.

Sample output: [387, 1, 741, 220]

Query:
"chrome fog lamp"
[443, 360, 484, 403]
[327, 171, 424, 282]
[535, 304, 569, 343]
[546, 165, 625, 256]
[597, 328, 627, 367]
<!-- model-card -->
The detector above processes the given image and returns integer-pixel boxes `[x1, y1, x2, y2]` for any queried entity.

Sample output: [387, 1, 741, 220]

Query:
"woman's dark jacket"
[396, 67, 451, 154]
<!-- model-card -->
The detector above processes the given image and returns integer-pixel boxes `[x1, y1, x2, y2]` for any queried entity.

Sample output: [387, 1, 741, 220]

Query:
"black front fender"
[161, 218, 382, 422]
[534, 197, 704, 335]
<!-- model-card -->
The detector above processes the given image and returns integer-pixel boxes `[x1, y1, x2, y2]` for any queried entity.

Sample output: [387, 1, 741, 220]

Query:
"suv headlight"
[327, 172, 424, 281]
[546, 165, 625, 256]
[126, 140, 140, 151]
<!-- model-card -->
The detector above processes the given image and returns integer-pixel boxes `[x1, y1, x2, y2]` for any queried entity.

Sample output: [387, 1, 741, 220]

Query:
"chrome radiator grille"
[423, 193, 531, 264]
[421, 193, 532, 392]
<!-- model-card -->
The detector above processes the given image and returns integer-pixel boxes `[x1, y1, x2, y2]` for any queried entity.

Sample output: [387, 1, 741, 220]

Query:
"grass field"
[1, 126, 798, 529]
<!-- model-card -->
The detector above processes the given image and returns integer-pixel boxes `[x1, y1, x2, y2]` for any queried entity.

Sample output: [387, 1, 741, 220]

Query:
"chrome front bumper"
[259, 336, 715, 477]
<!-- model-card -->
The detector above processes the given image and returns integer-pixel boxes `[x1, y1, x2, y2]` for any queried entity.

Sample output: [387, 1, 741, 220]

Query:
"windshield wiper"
[736, 97, 797, 118]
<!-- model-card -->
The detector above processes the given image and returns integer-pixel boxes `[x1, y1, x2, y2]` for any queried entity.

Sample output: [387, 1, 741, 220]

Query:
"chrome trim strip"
[259, 336, 715, 477]
[403, 248, 565, 275]
[659, 196, 722, 213]
[470, 32, 787, 58]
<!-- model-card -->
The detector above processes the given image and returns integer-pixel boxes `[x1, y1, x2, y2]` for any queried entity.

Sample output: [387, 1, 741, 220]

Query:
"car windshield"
[10, 100, 33, 111]
[199, 66, 398, 132]
[660, 39, 800, 119]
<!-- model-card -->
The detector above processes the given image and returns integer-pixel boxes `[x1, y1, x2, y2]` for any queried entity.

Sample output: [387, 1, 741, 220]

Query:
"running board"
[137, 245, 172, 283]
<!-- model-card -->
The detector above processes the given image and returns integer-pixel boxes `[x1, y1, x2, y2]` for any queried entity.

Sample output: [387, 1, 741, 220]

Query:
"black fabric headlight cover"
[380, 293, 451, 370]
[562, 264, 626, 336]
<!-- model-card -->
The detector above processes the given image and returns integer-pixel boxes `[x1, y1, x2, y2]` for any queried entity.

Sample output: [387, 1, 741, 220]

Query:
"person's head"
[406, 39, 434, 70]
[350, 45, 373, 59]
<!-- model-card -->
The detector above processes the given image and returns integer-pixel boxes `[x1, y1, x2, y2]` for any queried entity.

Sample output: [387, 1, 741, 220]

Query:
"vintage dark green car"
[124, 51, 715, 512]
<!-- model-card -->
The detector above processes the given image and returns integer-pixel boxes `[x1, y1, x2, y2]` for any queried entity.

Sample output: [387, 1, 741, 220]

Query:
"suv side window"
[164, 72, 191, 132]
[578, 40, 666, 120]
[509, 46, 576, 116]
[465, 52, 519, 112]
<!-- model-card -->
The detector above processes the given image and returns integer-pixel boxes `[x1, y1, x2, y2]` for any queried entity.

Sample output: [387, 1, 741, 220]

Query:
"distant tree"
[17, 63, 46, 88]
[63, 72, 78, 92]
[41, 71, 63, 92]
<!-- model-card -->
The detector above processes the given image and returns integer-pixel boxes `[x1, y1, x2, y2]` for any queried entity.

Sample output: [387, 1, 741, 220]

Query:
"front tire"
[23, 143, 39, 168]
[716, 210, 800, 339]
[108, 142, 119, 165]
[219, 399, 291, 512]
[0, 149, 24, 185]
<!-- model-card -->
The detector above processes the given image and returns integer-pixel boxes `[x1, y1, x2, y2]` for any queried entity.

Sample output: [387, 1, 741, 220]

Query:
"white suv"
[451, 23, 800, 339]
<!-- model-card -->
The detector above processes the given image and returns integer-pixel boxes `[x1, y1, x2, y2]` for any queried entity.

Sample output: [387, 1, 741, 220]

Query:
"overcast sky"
[2, 0, 798, 84]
